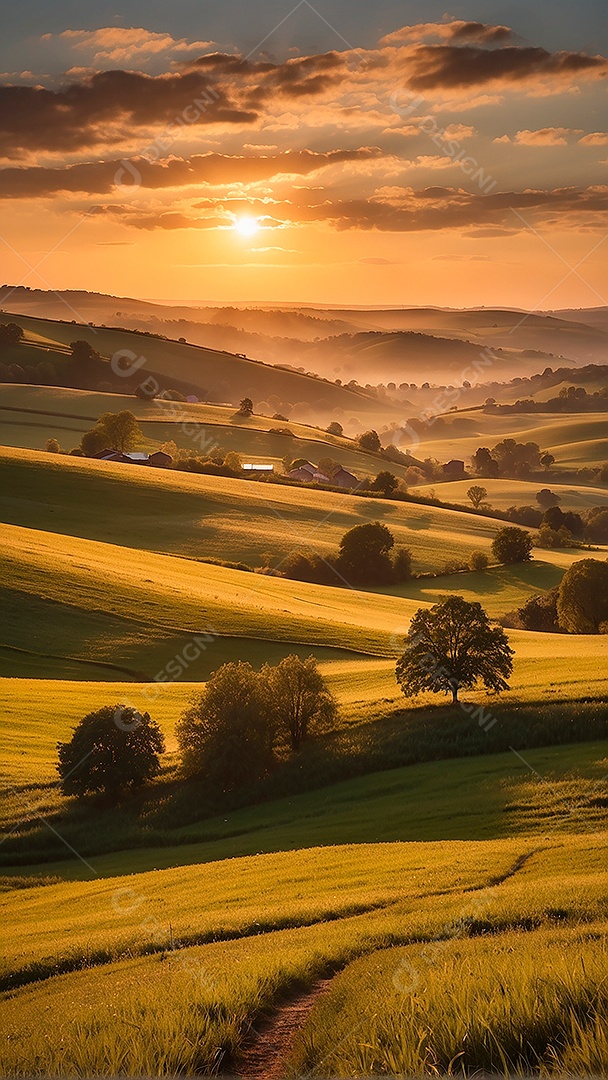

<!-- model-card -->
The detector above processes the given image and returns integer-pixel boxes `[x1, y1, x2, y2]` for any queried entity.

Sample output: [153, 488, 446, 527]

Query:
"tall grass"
[288, 924, 608, 1077]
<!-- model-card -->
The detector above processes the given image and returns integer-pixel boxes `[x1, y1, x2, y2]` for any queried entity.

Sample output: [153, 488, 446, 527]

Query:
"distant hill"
[2, 287, 599, 387]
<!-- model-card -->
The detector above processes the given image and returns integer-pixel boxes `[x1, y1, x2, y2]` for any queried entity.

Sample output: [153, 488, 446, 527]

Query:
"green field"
[1, 830, 606, 1075]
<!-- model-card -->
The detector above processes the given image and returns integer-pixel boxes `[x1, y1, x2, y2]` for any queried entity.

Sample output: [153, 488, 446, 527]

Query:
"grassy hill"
[415, 476, 608, 512]
[405, 409, 608, 467]
[0, 311, 384, 423]
[0, 385, 410, 479]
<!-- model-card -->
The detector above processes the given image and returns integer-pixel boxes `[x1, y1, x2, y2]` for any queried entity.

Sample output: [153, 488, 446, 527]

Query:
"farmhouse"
[287, 461, 361, 489]
[93, 449, 172, 468]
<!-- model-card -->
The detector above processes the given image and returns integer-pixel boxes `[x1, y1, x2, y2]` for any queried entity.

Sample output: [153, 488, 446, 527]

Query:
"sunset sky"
[1, 0, 606, 308]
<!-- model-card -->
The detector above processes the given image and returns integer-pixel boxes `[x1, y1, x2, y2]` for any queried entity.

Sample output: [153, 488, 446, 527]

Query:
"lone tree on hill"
[557, 559, 608, 634]
[265, 654, 338, 751]
[238, 397, 254, 416]
[57, 705, 165, 801]
[491, 526, 533, 565]
[336, 521, 394, 585]
[396, 596, 513, 704]
[467, 485, 488, 509]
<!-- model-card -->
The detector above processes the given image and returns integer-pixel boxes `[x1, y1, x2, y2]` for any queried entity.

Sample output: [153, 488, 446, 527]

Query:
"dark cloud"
[110, 185, 608, 234]
[0, 69, 256, 154]
[406, 44, 606, 91]
[0, 147, 383, 198]
[448, 22, 513, 44]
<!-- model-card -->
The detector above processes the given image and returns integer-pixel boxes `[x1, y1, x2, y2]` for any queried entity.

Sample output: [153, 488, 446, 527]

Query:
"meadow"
[1, 833, 606, 1075]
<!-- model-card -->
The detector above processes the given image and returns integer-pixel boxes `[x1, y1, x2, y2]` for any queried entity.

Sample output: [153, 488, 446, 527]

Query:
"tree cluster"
[282, 522, 414, 587]
[518, 559, 608, 634]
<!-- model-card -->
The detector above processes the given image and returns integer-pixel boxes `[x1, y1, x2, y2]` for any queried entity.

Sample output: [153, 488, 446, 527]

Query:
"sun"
[233, 215, 260, 238]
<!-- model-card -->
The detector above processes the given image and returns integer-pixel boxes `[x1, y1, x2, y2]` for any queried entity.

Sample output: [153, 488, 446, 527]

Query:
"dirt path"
[232, 978, 334, 1080]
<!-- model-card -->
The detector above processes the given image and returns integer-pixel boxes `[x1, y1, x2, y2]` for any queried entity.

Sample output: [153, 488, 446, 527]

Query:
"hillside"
[3, 289, 599, 386]
[0, 310, 384, 426]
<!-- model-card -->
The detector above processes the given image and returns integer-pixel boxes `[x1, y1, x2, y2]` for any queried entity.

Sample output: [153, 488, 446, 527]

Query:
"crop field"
[0, 447, 502, 569]
[0, 384, 397, 480]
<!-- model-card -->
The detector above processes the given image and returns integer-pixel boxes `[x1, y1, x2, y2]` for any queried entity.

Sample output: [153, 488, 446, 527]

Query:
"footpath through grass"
[1, 836, 606, 1076]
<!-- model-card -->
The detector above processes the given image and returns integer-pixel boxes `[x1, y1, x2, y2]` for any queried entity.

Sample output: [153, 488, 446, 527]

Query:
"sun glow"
[233, 215, 260, 237]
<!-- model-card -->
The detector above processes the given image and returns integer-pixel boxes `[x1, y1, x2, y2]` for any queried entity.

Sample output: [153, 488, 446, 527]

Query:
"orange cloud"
[41, 27, 215, 64]
[513, 127, 583, 145]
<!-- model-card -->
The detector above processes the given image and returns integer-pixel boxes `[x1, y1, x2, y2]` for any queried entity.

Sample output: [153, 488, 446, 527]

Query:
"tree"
[467, 485, 488, 510]
[371, 470, 399, 496]
[469, 550, 489, 571]
[326, 421, 343, 437]
[336, 521, 394, 585]
[0, 322, 24, 347]
[557, 559, 608, 634]
[540, 452, 555, 471]
[518, 587, 559, 632]
[238, 397, 254, 416]
[536, 488, 561, 510]
[357, 429, 381, 453]
[491, 526, 533, 565]
[81, 425, 111, 456]
[44, 438, 61, 453]
[176, 662, 275, 791]
[56, 705, 164, 801]
[97, 410, 141, 452]
[471, 447, 499, 477]
[396, 596, 513, 704]
[584, 508, 608, 544]
[264, 654, 338, 751]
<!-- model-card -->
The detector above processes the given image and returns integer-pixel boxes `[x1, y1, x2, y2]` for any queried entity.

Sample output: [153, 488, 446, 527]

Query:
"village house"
[93, 449, 172, 468]
[286, 461, 361, 489]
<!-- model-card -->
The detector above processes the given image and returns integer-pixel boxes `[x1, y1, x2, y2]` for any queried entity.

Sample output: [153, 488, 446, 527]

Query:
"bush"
[393, 547, 414, 581]
[469, 550, 489, 571]
[491, 526, 533, 564]
[44, 438, 61, 454]
[518, 587, 560, 632]
[56, 705, 164, 801]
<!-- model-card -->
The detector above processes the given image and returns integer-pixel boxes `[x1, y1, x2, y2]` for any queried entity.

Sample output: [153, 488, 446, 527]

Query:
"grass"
[0, 446, 504, 570]
[288, 923, 608, 1077]
[3, 732, 607, 875]
[0, 384, 399, 480]
[1, 836, 606, 1076]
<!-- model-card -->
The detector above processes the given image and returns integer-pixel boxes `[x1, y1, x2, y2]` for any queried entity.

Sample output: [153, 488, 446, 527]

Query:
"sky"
[0, 1, 606, 308]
